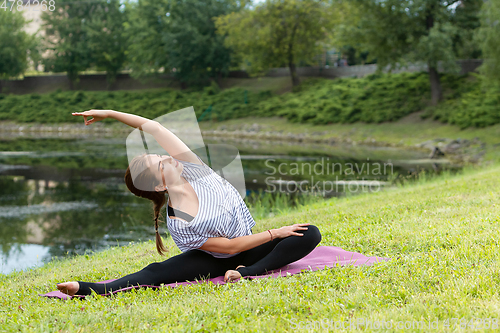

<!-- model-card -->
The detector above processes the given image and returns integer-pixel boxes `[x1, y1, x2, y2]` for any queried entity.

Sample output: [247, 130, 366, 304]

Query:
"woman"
[57, 109, 321, 296]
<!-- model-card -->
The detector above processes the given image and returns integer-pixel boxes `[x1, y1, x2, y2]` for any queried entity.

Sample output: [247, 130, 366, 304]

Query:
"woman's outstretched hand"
[72, 110, 112, 126]
[271, 223, 309, 239]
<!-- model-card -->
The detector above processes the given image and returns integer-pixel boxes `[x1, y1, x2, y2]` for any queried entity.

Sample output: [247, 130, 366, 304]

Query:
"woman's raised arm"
[73, 109, 200, 164]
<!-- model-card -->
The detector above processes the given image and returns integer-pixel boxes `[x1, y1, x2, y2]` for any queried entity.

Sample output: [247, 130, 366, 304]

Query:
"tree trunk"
[289, 62, 300, 87]
[215, 71, 222, 87]
[0, 80, 3, 94]
[68, 74, 75, 91]
[426, 7, 442, 105]
[428, 64, 442, 105]
[106, 72, 117, 91]
[287, 19, 300, 87]
[68, 70, 79, 90]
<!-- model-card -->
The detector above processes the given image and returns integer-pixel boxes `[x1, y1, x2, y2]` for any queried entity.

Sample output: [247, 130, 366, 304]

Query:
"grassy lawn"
[1, 162, 499, 331]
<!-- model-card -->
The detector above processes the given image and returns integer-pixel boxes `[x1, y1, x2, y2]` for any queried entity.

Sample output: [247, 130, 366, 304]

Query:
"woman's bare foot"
[57, 282, 80, 296]
[224, 270, 242, 283]
[224, 265, 245, 283]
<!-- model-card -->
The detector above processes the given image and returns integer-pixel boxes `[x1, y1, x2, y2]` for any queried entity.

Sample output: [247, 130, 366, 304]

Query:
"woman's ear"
[155, 184, 167, 192]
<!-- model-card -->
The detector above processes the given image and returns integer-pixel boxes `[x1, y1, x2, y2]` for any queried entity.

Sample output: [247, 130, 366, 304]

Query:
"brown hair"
[124, 154, 168, 255]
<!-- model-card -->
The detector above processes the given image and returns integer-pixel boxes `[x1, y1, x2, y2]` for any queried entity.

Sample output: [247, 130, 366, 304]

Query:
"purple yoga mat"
[41, 246, 390, 300]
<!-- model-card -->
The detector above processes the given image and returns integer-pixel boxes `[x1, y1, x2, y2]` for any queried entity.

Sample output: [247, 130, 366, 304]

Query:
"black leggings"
[77, 225, 321, 295]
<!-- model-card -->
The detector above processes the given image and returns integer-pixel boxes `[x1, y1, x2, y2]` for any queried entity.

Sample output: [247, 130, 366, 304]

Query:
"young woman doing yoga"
[57, 109, 322, 296]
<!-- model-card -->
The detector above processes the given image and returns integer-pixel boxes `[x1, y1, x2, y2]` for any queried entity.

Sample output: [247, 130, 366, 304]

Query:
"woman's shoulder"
[177, 152, 206, 167]
[178, 154, 214, 181]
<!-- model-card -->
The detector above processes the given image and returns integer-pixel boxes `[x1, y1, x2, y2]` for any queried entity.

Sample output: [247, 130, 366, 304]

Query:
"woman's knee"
[143, 262, 164, 274]
[302, 224, 322, 246]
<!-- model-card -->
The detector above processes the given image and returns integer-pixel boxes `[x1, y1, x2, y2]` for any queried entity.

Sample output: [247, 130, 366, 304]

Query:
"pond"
[0, 131, 460, 274]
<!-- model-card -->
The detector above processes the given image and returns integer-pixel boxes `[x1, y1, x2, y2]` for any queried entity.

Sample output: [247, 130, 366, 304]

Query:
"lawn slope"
[0, 164, 499, 331]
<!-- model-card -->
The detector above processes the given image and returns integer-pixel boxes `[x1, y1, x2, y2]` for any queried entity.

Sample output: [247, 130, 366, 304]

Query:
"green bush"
[252, 72, 432, 124]
[1, 72, 498, 128]
[422, 74, 500, 129]
[0, 87, 266, 123]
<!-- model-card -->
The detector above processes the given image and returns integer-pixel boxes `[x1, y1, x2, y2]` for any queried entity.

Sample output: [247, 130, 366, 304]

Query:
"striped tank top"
[166, 155, 256, 258]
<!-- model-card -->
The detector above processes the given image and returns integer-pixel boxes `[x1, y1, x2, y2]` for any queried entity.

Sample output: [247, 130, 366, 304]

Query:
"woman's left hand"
[271, 223, 309, 239]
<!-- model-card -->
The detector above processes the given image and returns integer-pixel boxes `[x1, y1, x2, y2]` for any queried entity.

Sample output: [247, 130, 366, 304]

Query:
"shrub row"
[421, 74, 500, 129]
[253, 72, 432, 124]
[0, 82, 269, 123]
[0, 72, 498, 128]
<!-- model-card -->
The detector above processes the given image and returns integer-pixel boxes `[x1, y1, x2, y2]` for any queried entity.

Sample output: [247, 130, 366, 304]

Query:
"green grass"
[1, 162, 499, 332]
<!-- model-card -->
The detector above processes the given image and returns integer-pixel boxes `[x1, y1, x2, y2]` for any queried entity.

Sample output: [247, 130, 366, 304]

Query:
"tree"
[0, 10, 37, 93]
[215, 0, 334, 87]
[124, 0, 245, 87]
[450, 0, 482, 60]
[85, 0, 127, 88]
[42, 0, 127, 89]
[41, 0, 96, 89]
[477, 0, 500, 85]
[122, 0, 170, 79]
[164, 0, 247, 86]
[333, 0, 482, 105]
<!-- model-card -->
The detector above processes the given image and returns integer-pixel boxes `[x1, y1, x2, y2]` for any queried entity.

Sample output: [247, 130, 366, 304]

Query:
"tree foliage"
[215, 0, 334, 86]
[124, 0, 245, 87]
[333, 0, 482, 104]
[41, 0, 127, 89]
[123, 0, 170, 78]
[85, 0, 127, 87]
[41, 0, 94, 88]
[162, 0, 245, 86]
[0, 10, 37, 92]
[476, 0, 500, 85]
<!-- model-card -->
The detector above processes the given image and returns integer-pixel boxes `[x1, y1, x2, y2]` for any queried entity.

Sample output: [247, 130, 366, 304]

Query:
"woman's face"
[145, 154, 184, 190]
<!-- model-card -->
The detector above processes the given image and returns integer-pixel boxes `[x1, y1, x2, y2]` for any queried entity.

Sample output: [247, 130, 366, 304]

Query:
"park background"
[1, 0, 500, 331]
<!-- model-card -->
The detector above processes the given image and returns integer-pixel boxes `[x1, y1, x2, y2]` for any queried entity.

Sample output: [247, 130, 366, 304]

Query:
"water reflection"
[0, 174, 155, 274]
[0, 244, 49, 274]
[0, 135, 459, 274]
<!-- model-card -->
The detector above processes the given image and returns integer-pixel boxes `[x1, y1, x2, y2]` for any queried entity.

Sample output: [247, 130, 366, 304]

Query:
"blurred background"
[0, 0, 499, 274]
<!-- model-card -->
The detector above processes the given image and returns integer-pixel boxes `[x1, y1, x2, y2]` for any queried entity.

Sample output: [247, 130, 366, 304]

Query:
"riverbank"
[1, 160, 499, 331]
[2, 111, 499, 164]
